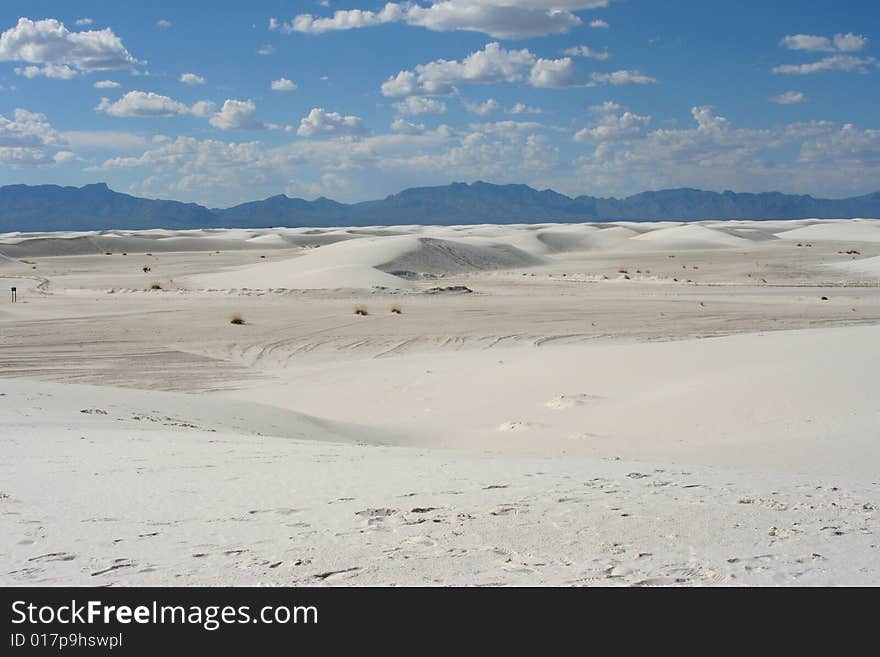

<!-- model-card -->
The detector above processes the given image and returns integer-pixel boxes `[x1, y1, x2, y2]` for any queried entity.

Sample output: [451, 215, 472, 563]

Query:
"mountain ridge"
[2, 181, 880, 232]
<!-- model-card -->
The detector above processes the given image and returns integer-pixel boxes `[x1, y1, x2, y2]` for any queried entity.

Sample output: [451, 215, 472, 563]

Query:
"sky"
[0, 0, 878, 207]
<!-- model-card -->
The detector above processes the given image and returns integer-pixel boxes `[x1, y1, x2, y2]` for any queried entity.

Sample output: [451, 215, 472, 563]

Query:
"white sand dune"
[825, 254, 880, 279]
[2, 327, 878, 586]
[185, 234, 545, 290]
[2, 218, 880, 586]
[629, 223, 752, 249]
[775, 219, 880, 242]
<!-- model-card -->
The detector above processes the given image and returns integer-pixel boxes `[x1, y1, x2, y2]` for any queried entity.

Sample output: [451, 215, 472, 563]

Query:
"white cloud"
[271, 77, 298, 91]
[0, 108, 65, 166]
[96, 91, 222, 122]
[833, 33, 869, 52]
[94, 79, 121, 89]
[800, 123, 880, 166]
[53, 150, 77, 164]
[567, 105, 880, 198]
[530, 57, 577, 87]
[506, 102, 542, 115]
[157, 20, 172, 29]
[588, 69, 656, 86]
[393, 97, 447, 115]
[0, 18, 138, 75]
[75, 18, 94, 27]
[464, 98, 499, 116]
[391, 117, 427, 135]
[574, 102, 651, 142]
[770, 91, 807, 105]
[15, 64, 78, 79]
[209, 100, 266, 130]
[297, 107, 367, 137]
[190, 100, 218, 118]
[97, 91, 191, 117]
[179, 72, 205, 85]
[780, 32, 868, 53]
[273, 3, 406, 34]
[590, 19, 609, 28]
[773, 55, 876, 75]
[257, 44, 274, 56]
[274, 1, 610, 40]
[381, 42, 580, 97]
[563, 44, 609, 60]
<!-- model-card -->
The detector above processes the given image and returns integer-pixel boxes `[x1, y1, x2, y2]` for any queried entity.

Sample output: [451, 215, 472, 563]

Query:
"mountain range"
[2, 181, 880, 232]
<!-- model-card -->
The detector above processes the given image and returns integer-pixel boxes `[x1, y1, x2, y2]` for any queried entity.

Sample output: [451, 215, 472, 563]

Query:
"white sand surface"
[1, 219, 879, 586]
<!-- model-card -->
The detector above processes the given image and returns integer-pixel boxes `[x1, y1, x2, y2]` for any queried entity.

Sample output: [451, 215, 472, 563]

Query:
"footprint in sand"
[498, 420, 532, 432]
[545, 393, 600, 410]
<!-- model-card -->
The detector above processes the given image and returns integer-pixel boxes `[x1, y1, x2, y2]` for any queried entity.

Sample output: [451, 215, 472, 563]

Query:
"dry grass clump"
[143, 265, 152, 273]
[19, 259, 36, 265]
[390, 304, 402, 314]
[230, 313, 246, 325]
[617, 268, 629, 274]
[150, 282, 162, 290]
[354, 305, 369, 316]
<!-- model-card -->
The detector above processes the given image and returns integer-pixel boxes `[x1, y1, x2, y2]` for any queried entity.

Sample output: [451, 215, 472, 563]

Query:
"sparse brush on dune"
[143, 266, 151, 273]
[354, 305, 369, 316]
[390, 305, 402, 314]
[230, 313, 246, 325]
[150, 282, 162, 290]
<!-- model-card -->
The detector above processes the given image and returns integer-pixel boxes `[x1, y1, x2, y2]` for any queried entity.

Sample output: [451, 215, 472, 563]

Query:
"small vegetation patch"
[390, 304, 402, 314]
[354, 305, 369, 316]
[230, 313, 246, 325]
[150, 282, 162, 290]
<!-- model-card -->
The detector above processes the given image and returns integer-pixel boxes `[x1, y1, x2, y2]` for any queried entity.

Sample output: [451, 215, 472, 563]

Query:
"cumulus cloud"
[770, 91, 807, 104]
[464, 98, 499, 116]
[773, 55, 876, 75]
[95, 91, 228, 124]
[0, 18, 138, 77]
[97, 91, 192, 118]
[0, 108, 65, 166]
[75, 18, 94, 27]
[15, 64, 78, 79]
[563, 44, 609, 60]
[94, 79, 121, 89]
[273, 1, 610, 40]
[780, 32, 868, 52]
[506, 102, 542, 115]
[391, 117, 427, 135]
[271, 77, 298, 91]
[590, 19, 609, 28]
[297, 107, 367, 137]
[179, 72, 205, 85]
[588, 69, 656, 86]
[568, 105, 880, 198]
[393, 97, 447, 115]
[529, 57, 577, 87]
[157, 20, 172, 29]
[574, 102, 651, 142]
[209, 100, 267, 130]
[381, 42, 579, 97]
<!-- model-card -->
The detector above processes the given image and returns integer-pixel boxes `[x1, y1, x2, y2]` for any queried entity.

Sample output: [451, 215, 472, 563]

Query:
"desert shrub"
[150, 282, 162, 290]
[230, 313, 246, 325]
[143, 266, 151, 273]
[390, 304, 402, 314]
[354, 305, 369, 316]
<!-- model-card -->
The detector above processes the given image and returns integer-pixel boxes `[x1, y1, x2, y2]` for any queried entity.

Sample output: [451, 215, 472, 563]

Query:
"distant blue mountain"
[2, 181, 879, 232]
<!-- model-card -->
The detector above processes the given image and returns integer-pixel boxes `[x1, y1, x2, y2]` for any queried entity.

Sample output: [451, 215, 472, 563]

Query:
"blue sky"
[0, 1, 878, 206]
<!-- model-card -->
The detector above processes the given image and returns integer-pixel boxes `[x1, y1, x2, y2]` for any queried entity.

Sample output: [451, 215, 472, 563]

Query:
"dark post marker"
[10, 286, 16, 303]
